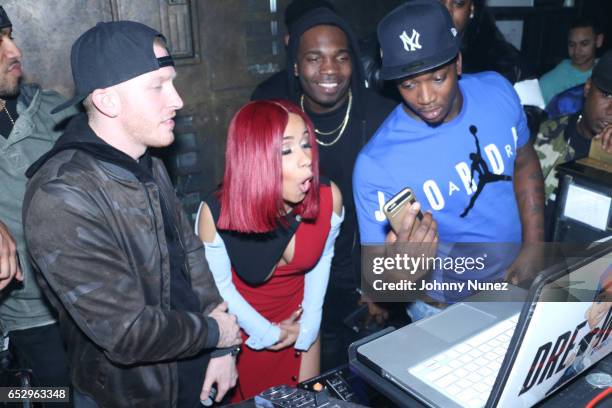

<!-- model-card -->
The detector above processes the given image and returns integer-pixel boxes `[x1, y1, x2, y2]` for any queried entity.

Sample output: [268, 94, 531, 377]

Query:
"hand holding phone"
[382, 188, 438, 280]
[383, 187, 423, 235]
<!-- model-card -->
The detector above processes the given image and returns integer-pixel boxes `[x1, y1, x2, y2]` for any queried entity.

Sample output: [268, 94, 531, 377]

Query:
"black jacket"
[23, 115, 222, 408]
[460, 5, 534, 83]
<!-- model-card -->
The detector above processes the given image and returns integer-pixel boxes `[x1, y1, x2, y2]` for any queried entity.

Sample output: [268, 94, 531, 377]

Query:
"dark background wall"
[3, 0, 404, 218]
[4, 0, 609, 218]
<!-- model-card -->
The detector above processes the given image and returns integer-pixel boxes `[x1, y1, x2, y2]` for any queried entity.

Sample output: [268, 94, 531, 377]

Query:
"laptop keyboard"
[409, 314, 519, 408]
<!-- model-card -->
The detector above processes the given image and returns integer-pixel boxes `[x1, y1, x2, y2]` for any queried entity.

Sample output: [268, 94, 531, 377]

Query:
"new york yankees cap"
[377, 0, 460, 81]
[52, 21, 174, 113]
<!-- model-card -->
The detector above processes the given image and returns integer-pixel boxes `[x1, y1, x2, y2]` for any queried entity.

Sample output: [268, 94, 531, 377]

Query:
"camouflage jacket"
[22, 115, 222, 408]
[534, 114, 579, 201]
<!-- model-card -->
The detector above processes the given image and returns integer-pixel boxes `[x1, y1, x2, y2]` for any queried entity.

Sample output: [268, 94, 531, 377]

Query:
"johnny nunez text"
[372, 279, 509, 291]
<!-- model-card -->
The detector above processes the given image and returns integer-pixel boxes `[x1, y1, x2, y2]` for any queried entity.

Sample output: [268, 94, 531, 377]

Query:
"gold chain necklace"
[0, 99, 15, 126]
[300, 89, 352, 147]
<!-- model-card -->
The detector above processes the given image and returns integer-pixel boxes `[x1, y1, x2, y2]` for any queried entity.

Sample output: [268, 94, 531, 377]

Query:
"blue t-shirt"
[353, 72, 528, 295]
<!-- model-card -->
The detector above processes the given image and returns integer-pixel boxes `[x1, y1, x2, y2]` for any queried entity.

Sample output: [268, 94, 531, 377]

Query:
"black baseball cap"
[0, 6, 12, 29]
[592, 50, 612, 94]
[52, 21, 174, 114]
[377, 0, 460, 81]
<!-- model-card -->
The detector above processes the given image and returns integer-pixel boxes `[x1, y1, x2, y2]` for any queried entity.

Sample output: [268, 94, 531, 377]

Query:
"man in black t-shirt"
[251, 0, 337, 101]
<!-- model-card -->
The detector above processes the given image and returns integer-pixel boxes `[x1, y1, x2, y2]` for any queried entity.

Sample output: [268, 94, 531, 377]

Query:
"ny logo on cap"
[399, 29, 422, 52]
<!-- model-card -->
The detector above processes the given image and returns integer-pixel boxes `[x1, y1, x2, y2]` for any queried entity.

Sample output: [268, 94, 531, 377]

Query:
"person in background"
[441, 0, 542, 143]
[23, 21, 240, 408]
[252, 0, 387, 101]
[534, 50, 612, 239]
[539, 17, 604, 104]
[251, 0, 337, 101]
[440, 0, 533, 84]
[0, 6, 74, 403]
[197, 99, 343, 400]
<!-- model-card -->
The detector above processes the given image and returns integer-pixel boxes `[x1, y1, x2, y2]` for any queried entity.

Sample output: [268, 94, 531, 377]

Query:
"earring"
[470, 12, 474, 19]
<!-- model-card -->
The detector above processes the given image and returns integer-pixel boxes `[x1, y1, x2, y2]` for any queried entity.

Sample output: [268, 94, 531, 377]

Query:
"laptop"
[352, 241, 612, 408]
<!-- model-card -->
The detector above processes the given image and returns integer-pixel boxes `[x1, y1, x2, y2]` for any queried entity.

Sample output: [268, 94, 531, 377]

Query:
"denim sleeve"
[203, 233, 281, 350]
[295, 208, 344, 350]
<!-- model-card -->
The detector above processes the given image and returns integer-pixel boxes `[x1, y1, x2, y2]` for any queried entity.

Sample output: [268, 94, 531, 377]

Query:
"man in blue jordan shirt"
[353, 1, 545, 320]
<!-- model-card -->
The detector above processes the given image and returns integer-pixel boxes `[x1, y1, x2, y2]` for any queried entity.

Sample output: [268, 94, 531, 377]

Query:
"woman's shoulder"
[317, 178, 342, 217]
[203, 190, 222, 223]
[319, 175, 331, 187]
[317, 177, 332, 202]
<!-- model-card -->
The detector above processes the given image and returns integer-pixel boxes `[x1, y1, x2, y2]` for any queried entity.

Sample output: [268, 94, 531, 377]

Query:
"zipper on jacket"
[157, 186, 192, 287]
[143, 182, 167, 307]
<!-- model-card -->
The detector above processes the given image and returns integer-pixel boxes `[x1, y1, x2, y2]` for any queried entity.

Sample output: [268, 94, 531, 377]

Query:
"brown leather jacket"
[23, 117, 223, 407]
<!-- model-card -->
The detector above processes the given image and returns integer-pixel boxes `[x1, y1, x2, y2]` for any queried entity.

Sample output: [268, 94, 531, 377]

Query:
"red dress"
[230, 185, 332, 401]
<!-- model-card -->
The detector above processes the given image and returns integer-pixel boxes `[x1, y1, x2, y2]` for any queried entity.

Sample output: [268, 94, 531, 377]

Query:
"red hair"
[217, 99, 320, 233]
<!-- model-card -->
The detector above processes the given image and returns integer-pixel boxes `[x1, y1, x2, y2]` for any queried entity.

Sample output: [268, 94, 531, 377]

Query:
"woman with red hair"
[196, 99, 343, 401]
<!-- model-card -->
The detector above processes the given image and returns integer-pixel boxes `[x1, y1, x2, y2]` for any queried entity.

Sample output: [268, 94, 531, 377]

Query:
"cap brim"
[380, 45, 459, 81]
[592, 77, 612, 95]
[51, 93, 88, 114]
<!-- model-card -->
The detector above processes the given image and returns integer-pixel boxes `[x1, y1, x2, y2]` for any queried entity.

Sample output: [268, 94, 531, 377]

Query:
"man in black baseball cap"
[353, 0, 544, 320]
[591, 49, 612, 96]
[579, 50, 612, 154]
[377, 0, 462, 123]
[378, 0, 461, 83]
[534, 50, 612, 231]
[51, 20, 177, 114]
[23, 21, 241, 408]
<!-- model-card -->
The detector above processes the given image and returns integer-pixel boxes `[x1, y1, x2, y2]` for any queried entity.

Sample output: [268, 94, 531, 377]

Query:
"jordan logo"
[399, 29, 422, 52]
[461, 125, 512, 218]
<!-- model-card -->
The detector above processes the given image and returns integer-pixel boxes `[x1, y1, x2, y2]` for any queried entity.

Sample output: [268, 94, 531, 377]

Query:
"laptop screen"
[496, 251, 612, 407]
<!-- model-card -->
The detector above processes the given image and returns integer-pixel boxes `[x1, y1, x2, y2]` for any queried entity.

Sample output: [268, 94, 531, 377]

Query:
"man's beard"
[0, 74, 22, 98]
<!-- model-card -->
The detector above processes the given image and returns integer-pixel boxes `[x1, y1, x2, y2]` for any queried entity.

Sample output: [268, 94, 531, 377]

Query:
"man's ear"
[91, 88, 120, 118]
[596, 33, 604, 48]
[294, 63, 299, 77]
